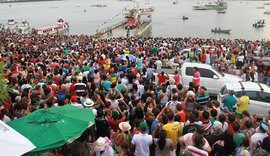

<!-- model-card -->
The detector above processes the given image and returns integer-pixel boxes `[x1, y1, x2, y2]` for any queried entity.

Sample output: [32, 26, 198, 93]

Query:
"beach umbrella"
[117, 54, 136, 61]
[0, 120, 36, 156]
[8, 105, 95, 154]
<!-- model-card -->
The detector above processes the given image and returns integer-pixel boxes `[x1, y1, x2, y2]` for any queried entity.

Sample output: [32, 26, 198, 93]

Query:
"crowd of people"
[0, 33, 270, 156]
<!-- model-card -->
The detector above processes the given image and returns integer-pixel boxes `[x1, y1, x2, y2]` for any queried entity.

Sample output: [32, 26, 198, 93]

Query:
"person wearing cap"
[131, 121, 152, 156]
[70, 95, 83, 108]
[235, 90, 250, 119]
[222, 90, 237, 113]
[196, 86, 210, 106]
[250, 122, 269, 148]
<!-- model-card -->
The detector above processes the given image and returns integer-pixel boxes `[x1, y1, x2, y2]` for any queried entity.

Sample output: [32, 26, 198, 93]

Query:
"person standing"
[173, 70, 182, 86]
[162, 112, 183, 156]
[235, 90, 250, 119]
[222, 90, 237, 113]
[192, 67, 200, 93]
[131, 122, 153, 156]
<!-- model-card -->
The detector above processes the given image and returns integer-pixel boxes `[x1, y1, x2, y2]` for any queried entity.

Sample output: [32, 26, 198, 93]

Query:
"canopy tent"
[8, 105, 95, 154]
[0, 120, 36, 156]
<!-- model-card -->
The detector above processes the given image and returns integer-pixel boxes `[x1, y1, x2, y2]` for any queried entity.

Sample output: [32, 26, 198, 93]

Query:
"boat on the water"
[257, 6, 265, 9]
[264, 2, 270, 5]
[0, 19, 32, 35]
[193, 1, 227, 10]
[253, 19, 265, 28]
[264, 10, 270, 15]
[35, 19, 69, 35]
[8, 19, 16, 25]
[217, 10, 226, 14]
[182, 16, 189, 20]
[91, 4, 107, 7]
[211, 28, 231, 34]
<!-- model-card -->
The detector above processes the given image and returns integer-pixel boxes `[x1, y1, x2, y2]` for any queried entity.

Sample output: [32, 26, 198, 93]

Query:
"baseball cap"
[139, 122, 148, 131]
[71, 95, 78, 102]
[259, 122, 269, 132]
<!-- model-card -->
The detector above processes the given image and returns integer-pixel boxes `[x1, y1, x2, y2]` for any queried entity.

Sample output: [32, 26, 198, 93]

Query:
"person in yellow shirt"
[235, 90, 250, 119]
[162, 111, 184, 156]
[230, 53, 236, 65]
[104, 57, 111, 71]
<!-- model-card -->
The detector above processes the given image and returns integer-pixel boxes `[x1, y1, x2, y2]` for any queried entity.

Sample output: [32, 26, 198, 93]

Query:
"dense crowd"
[0, 33, 270, 156]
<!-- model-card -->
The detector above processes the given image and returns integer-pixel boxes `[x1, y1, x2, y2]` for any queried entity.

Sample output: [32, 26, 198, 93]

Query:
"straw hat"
[83, 99, 94, 107]
[186, 90, 195, 97]
[93, 137, 111, 152]
[240, 150, 250, 156]
[119, 122, 131, 132]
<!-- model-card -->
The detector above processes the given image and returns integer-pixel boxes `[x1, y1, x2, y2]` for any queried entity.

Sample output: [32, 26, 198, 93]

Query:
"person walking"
[131, 122, 153, 156]
[192, 67, 200, 93]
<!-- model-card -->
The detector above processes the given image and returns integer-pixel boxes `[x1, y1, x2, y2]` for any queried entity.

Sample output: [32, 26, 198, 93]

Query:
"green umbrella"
[8, 105, 95, 153]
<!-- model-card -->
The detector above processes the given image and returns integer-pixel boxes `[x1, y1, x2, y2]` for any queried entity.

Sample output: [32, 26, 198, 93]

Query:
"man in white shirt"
[131, 122, 152, 156]
[251, 122, 269, 147]
[154, 59, 162, 69]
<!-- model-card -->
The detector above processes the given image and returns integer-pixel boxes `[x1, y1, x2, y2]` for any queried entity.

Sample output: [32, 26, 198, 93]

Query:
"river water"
[0, 0, 270, 40]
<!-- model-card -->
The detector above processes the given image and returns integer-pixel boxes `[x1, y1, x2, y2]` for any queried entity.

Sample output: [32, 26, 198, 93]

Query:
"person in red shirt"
[173, 70, 182, 86]
[107, 106, 126, 132]
[201, 51, 207, 63]
[157, 71, 169, 86]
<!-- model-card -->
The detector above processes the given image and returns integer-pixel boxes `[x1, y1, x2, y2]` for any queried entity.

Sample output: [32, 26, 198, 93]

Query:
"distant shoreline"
[0, 0, 61, 3]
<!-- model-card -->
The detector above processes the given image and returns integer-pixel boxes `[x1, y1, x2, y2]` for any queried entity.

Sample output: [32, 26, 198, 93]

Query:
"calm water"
[0, 0, 270, 40]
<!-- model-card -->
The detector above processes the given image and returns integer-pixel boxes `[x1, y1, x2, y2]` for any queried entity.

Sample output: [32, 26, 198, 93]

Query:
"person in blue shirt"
[101, 75, 112, 94]
[266, 73, 270, 87]
[222, 90, 237, 113]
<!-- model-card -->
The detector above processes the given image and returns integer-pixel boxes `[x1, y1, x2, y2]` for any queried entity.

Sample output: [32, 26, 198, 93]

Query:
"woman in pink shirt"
[192, 67, 200, 93]
[173, 70, 182, 86]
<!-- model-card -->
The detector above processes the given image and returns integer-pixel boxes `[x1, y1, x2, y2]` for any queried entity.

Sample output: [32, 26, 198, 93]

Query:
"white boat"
[35, 19, 69, 35]
[8, 19, 16, 25]
[1, 19, 32, 34]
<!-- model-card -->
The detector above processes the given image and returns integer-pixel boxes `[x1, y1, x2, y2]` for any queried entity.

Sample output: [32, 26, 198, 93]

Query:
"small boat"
[257, 6, 265, 9]
[182, 16, 189, 20]
[83, 9, 86, 12]
[193, 1, 227, 10]
[91, 4, 107, 7]
[264, 2, 270, 5]
[217, 10, 226, 14]
[263, 10, 270, 15]
[8, 19, 16, 25]
[35, 19, 69, 35]
[253, 19, 265, 28]
[211, 28, 231, 34]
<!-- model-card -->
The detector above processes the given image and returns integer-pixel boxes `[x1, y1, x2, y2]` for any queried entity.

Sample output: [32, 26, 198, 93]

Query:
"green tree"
[0, 62, 10, 101]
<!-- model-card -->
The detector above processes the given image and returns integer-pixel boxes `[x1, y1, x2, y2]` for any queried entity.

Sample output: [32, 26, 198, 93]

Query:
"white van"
[153, 62, 242, 95]
[218, 82, 270, 118]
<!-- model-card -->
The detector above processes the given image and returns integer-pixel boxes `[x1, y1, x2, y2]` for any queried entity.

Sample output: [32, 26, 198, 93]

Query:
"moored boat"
[193, 1, 227, 10]
[217, 10, 226, 14]
[35, 19, 69, 35]
[211, 28, 231, 34]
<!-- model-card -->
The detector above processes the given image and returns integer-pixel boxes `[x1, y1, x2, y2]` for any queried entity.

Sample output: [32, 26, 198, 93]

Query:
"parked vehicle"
[217, 82, 270, 118]
[153, 62, 242, 95]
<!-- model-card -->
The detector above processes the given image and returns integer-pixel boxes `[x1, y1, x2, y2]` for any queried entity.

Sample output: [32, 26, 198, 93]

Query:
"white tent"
[0, 120, 36, 156]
